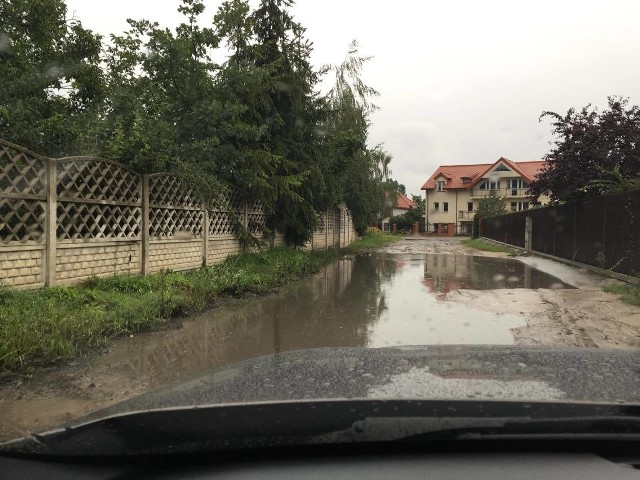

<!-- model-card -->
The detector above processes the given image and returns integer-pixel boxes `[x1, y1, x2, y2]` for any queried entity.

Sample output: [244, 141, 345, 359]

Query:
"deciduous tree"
[530, 97, 640, 203]
[0, 0, 103, 156]
[472, 190, 507, 238]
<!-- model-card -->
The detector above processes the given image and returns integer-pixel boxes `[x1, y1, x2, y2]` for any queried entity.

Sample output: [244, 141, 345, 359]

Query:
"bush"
[365, 226, 383, 236]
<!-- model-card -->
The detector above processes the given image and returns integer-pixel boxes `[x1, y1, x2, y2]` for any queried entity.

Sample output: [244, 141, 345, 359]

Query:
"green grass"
[0, 247, 342, 377]
[345, 233, 402, 251]
[462, 238, 521, 257]
[603, 284, 640, 306]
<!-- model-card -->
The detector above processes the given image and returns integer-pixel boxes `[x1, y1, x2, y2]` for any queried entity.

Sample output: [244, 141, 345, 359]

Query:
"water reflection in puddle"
[423, 254, 573, 297]
[85, 254, 572, 389]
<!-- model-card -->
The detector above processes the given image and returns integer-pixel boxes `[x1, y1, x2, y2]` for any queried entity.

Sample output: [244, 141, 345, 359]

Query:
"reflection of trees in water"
[269, 255, 399, 351]
[98, 256, 399, 387]
[346, 254, 399, 319]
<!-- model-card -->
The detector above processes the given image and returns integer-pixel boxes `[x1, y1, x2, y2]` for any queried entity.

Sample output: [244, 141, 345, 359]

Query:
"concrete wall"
[55, 241, 140, 284]
[149, 239, 202, 273]
[0, 245, 45, 288]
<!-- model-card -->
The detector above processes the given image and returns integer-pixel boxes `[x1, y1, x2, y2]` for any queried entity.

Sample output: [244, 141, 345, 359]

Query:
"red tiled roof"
[395, 191, 417, 210]
[511, 160, 548, 181]
[421, 158, 547, 190]
[421, 164, 492, 190]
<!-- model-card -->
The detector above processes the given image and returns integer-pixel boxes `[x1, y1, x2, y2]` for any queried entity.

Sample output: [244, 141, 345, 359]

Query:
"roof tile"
[421, 158, 547, 190]
[395, 191, 417, 210]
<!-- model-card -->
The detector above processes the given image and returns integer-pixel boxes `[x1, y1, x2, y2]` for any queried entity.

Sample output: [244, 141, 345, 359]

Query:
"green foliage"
[323, 42, 388, 235]
[411, 194, 426, 213]
[578, 164, 640, 197]
[604, 284, 640, 306]
[345, 233, 401, 251]
[531, 97, 640, 203]
[0, 0, 104, 156]
[389, 197, 425, 232]
[1, 0, 393, 246]
[365, 226, 383, 236]
[472, 190, 508, 238]
[462, 238, 520, 257]
[0, 247, 347, 376]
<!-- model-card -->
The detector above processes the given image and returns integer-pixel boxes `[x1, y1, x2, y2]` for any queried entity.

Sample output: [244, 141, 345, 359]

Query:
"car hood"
[3, 345, 640, 457]
[89, 345, 640, 418]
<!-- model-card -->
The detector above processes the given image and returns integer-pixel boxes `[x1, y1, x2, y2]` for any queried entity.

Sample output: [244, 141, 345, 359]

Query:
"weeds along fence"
[480, 189, 640, 276]
[0, 139, 358, 289]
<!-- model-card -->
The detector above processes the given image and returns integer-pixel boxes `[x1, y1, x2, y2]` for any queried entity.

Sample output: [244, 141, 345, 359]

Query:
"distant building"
[420, 157, 548, 235]
[381, 191, 417, 232]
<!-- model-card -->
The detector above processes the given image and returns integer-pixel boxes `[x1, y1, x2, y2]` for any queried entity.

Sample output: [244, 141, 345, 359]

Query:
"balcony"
[504, 187, 531, 198]
[470, 187, 531, 198]
[458, 211, 475, 220]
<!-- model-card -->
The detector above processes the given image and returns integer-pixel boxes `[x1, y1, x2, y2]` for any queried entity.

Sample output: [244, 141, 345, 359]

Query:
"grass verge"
[345, 233, 402, 251]
[603, 284, 640, 306]
[0, 247, 343, 377]
[462, 238, 520, 257]
[0, 235, 400, 377]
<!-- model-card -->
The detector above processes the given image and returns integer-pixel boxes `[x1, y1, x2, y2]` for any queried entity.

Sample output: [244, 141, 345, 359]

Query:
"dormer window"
[461, 176, 471, 184]
[436, 180, 445, 191]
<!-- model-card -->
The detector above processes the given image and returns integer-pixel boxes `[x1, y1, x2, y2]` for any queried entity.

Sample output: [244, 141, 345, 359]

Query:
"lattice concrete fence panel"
[1, 139, 360, 289]
[0, 141, 47, 288]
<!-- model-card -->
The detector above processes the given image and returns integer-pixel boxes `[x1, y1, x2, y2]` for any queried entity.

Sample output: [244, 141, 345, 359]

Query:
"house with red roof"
[381, 191, 417, 231]
[420, 157, 548, 235]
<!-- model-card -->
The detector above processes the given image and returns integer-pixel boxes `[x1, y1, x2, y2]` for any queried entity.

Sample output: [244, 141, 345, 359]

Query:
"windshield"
[1, 0, 640, 448]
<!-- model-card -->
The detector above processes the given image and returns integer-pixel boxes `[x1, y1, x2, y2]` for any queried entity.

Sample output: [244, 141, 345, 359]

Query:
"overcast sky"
[66, 0, 640, 197]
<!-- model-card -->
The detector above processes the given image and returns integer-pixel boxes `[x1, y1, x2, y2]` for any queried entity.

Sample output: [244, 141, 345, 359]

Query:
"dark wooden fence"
[480, 190, 640, 276]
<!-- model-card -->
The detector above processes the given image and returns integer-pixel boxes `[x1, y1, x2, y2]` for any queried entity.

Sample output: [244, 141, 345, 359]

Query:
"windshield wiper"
[2, 399, 640, 458]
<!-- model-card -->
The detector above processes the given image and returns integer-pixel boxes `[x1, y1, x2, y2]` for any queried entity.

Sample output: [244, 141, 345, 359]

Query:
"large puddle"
[85, 254, 572, 389]
[0, 253, 576, 440]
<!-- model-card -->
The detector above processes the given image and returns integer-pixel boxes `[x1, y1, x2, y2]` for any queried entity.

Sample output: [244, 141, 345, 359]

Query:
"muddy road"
[1, 236, 639, 441]
[380, 237, 640, 349]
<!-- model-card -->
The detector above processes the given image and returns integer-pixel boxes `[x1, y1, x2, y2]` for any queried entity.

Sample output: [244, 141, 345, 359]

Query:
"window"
[479, 180, 500, 190]
[434, 202, 439, 212]
[443, 202, 449, 212]
[461, 176, 471, 184]
[494, 164, 510, 172]
[467, 202, 473, 212]
[511, 202, 517, 212]
[509, 178, 529, 195]
[436, 180, 445, 191]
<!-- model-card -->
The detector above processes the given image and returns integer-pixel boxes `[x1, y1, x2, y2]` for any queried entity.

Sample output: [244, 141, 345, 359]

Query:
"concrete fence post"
[202, 205, 209, 267]
[325, 211, 329, 250]
[141, 175, 150, 275]
[333, 211, 336, 247]
[525, 215, 532, 252]
[243, 202, 248, 230]
[45, 158, 57, 287]
[343, 211, 346, 246]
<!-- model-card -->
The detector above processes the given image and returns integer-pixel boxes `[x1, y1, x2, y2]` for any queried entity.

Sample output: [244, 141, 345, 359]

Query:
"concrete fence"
[0, 140, 358, 289]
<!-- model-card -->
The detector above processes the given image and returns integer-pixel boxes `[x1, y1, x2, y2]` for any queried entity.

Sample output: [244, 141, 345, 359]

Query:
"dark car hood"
[3, 345, 640, 457]
[90, 345, 640, 418]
